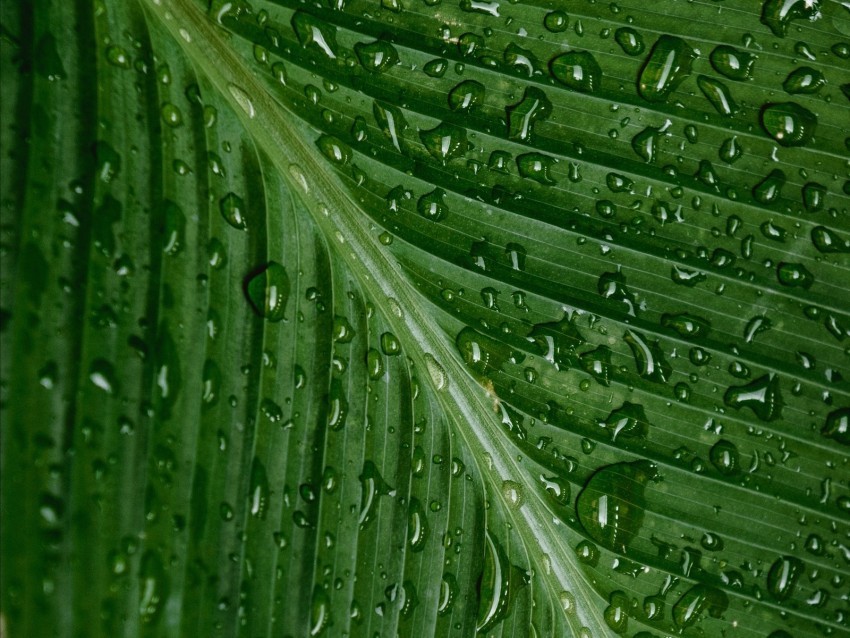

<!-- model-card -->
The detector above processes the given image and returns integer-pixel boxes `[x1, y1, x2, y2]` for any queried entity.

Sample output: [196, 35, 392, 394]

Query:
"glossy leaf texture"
[1, 1, 848, 637]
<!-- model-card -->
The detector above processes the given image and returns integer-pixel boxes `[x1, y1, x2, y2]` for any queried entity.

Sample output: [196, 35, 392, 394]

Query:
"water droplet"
[438, 573, 457, 615]
[802, 181, 826, 212]
[631, 124, 665, 163]
[767, 556, 804, 601]
[227, 84, 254, 118]
[724, 374, 782, 421]
[719, 136, 743, 163]
[456, 327, 511, 375]
[822, 407, 849, 445]
[599, 402, 649, 442]
[503, 43, 540, 77]
[528, 315, 585, 369]
[249, 458, 269, 518]
[105, 44, 131, 68]
[408, 497, 428, 551]
[697, 75, 738, 116]
[245, 262, 289, 322]
[316, 134, 352, 165]
[448, 79, 485, 113]
[160, 102, 183, 127]
[543, 10, 568, 33]
[661, 312, 710, 339]
[372, 101, 409, 154]
[139, 551, 168, 625]
[291, 11, 337, 58]
[752, 169, 786, 205]
[516, 153, 557, 185]
[760, 0, 821, 37]
[89, 358, 117, 394]
[550, 50, 602, 93]
[783, 66, 826, 94]
[366, 348, 384, 380]
[476, 532, 514, 633]
[219, 192, 247, 230]
[709, 45, 757, 81]
[604, 591, 630, 633]
[638, 35, 697, 103]
[419, 122, 469, 163]
[598, 271, 638, 315]
[672, 584, 728, 628]
[506, 87, 552, 141]
[354, 39, 398, 73]
[776, 262, 814, 288]
[310, 587, 330, 635]
[423, 58, 448, 77]
[709, 439, 740, 475]
[359, 460, 395, 527]
[327, 378, 348, 430]
[576, 461, 658, 553]
[624, 330, 672, 383]
[811, 226, 850, 253]
[502, 480, 525, 509]
[417, 188, 448, 221]
[615, 27, 645, 56]
[424, 353, 447, 391]
[579, 345, 612, 386]
[760, 102, 817, 147]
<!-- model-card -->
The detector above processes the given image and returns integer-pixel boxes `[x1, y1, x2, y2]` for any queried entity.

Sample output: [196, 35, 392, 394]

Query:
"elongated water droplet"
[767, 556, 804, 601]
[638, 35, 696, 103]
[697, 75, 738, 115]
[291, 11, 337, 58]
[811, 226, 850, 254]
[219, 192, 247, 230]
[359, 460, 395, 527]
[776, 262, 814, 288]
[624, 330, 672, 383]
[245, 262, 289, 321]
[506, 87, 552, 141]
[373, 101, 408, 153]
[672, 584, 728, 628]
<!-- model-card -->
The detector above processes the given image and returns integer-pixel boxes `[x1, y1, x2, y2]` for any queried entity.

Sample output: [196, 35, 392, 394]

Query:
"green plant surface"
[1, 0, 849, 637]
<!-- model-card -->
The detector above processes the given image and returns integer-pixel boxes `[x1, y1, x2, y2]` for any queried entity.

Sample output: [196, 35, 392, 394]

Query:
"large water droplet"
[219, 192, 247, 230]
[638, 35, 696, 103]
[697, 75, 738, 116]
[599, 402, 649, 442]
[516, 152, 557, 185]
[373, 101, 409, 153]
[448, 79, 485, 113]
[760, 102, 817, 147]
[766, 556, 804, 601]
[624, 330, 672, 383]
[760, 0, 822, 37]
[709, 439, 740, 475]
[576, 461, 658, 553]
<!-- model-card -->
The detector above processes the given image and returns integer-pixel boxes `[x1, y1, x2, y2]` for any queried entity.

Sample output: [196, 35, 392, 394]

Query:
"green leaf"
[2, 1, 849, 637]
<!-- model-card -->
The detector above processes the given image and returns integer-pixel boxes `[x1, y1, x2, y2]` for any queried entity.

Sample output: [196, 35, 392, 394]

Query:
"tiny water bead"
[245, 262, 289, 322]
